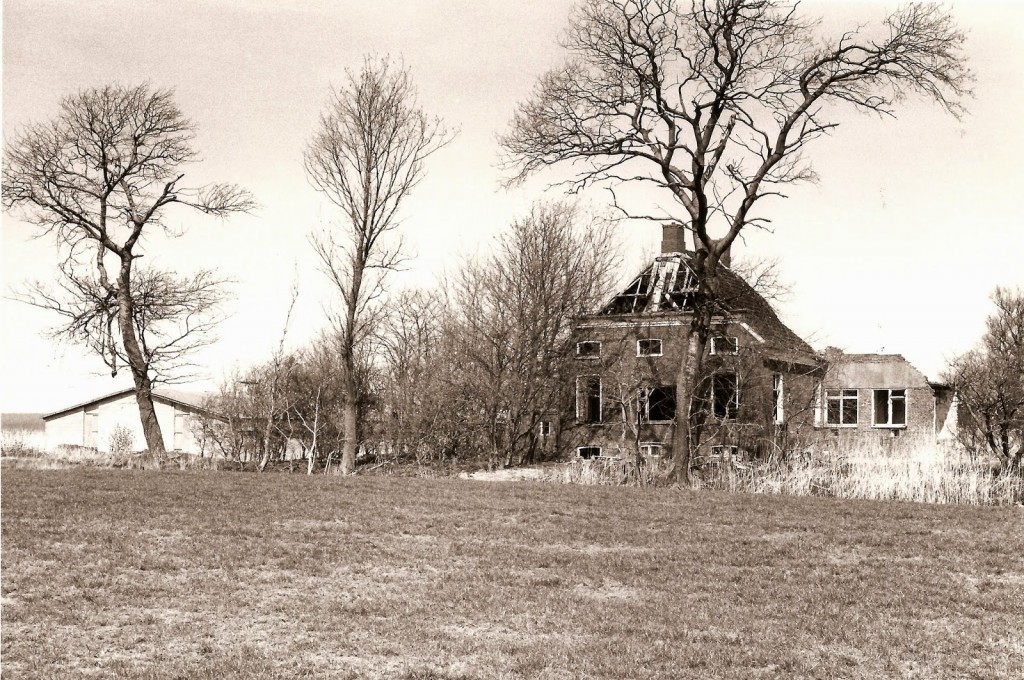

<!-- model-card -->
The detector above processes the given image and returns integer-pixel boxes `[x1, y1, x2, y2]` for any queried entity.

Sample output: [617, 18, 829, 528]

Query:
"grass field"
[2, 469, 1023, 679]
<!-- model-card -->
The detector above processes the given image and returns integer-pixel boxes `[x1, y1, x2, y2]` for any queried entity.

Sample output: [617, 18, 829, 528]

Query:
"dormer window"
[711, 336, 739, 355]
[637, 339, 663, 357]
[576, 341, 601, 358]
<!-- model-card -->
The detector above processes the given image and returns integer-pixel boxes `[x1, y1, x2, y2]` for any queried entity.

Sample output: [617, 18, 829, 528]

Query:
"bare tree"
[944, 287, 1024, 472]
[501, 0, 971, 483]
[305, 57, 453, 474]
[19, 265, 229, 385]
[448, 201, 621, 467]
[3, 84, 254, 455]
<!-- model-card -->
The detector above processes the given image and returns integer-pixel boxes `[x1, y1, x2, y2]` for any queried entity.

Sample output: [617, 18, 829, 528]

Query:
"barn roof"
[588, 252, 818, 367]
[42, 387, 211, 421]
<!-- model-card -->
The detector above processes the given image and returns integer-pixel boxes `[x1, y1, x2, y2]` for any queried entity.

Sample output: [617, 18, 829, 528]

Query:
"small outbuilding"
[43, 388, 210, 454]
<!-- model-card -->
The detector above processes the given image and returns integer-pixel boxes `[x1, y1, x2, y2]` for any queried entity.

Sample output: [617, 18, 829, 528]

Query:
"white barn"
[43, 388, 210, 454]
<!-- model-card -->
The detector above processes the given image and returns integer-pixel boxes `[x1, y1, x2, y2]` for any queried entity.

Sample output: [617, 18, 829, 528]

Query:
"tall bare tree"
[3, 84, 254, 454]
[501, 0, 971, 483]
[945, 287, 1024, 472]
[306, 57, 453, 474]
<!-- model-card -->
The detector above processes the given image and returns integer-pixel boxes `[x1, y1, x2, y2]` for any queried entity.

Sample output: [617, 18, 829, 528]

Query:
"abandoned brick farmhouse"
[561, 224, 957, 461]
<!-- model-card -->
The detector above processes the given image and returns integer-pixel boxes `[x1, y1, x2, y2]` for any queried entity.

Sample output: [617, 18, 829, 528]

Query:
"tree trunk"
[339, 365, 358, 474]
[667, 261, 717, 486]
[117, 260, 166, 456]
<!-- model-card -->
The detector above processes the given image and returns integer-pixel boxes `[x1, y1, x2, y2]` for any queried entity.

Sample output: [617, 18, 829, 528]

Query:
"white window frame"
[825, 389, 859, 427]
[577, 446, 602, 459]
[772, 373, 784, 425]
[711, 336, 739, 355]
[575, 375, 603, 424]
[539, 420, 552, 437]
[636, 338, 663, 357]
[872, 388, 908, 428]
[639, 442, 663, 458]
[576, 340, 601, 359]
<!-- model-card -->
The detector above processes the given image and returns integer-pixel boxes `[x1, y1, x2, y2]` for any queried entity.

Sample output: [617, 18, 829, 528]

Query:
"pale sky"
[2, 1, 1023, 413]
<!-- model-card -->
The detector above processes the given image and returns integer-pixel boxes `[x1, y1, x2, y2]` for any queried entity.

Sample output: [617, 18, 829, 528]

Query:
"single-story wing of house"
[43, 388, 212, 454]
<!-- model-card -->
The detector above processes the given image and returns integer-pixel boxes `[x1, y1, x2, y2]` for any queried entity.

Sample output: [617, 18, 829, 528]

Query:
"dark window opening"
[539, 421, 552, 437]
[577, 446, 602, 459]
[712, 336, 739, 355]
[576, 341, 601, 358]
[640, 386, 676, 422]
[637, 338, 663, 357]
[826, 389, 859, 426]
[576, 375, 602, 424]
[712, 372, 739, 420]
[873, 389, 907, 427]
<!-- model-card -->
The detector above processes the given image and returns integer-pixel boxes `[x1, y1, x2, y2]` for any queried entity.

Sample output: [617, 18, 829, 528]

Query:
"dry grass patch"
[3, 470, 1023, 679]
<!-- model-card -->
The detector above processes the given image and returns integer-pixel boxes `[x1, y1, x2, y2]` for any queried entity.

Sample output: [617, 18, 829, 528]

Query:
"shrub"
[108, 425, 135, 461]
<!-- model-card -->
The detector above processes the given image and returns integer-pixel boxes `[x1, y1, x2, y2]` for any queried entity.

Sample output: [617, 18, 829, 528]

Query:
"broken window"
[576, 375, 602, 424]
[577, 446, 601, 459]
[576, 341, 601, 358]
[637, 338, 663, 357]
[873, 389, 907, 427]
[825, 389, 859, 426]
[772, 373, 784, 425]
[711, 336, 739, 355]
[712, 372, 739, 420]
[639, 386, 676, 422]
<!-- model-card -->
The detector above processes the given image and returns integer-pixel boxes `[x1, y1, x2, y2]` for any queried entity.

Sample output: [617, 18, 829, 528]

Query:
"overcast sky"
[3, 0, 1023, 414]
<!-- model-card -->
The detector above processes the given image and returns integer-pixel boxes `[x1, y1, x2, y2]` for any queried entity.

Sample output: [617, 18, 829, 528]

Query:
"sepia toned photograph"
[2, 1, 1022, 678]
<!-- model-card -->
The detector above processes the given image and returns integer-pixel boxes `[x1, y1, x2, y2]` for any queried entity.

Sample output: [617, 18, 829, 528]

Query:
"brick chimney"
[661, 223, 686, 254]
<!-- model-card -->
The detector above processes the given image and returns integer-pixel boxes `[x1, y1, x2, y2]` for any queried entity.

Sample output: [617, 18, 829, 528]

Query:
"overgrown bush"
[108, 425, 135, 460]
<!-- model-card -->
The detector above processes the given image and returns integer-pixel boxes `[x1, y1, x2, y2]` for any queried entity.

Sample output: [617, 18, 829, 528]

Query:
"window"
[576, 375, 602, 424]
[173, 407, 189, 451]
[873, 389, 907, 427]
[577, 446, 602, 459]
[772, 373, 784, 425]
[539, 420, 552, 437]
[636, 338, 663, 357]
[825, 389, 859, 426]
[710, 445, 738, 460]
[639, 442, 663, 458]
[639, 386, 676, 422]
[712, 372, 739, 420]
[711, 336, 739, 355]
[83, 405, 99, 449]
[576, 341, 601, 358]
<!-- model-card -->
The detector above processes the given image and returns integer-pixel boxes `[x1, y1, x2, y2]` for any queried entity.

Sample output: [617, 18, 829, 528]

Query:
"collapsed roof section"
[598, 255, 697, 316]
[593, 252, 818, 368]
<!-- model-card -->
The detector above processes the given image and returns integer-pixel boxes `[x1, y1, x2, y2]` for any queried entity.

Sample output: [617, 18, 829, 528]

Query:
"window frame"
[639, 442, 663, 458]
[711, 371, 740, 421]
[824, 389, 859, 427]
[575, 375, 603, 424]
[772, 373, 784, 425]
[638, 385, 676, 423]
[538, 420, 552, 437]
[577, 446, 602, 459]
[636, 338, 664, 357]
[872, 388, 908, 428]
[576, 340, 601, 359]
[711, 336, 739, 356]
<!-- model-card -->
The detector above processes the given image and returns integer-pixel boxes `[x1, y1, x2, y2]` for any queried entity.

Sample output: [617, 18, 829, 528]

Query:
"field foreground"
[2, 470, 1023, 679]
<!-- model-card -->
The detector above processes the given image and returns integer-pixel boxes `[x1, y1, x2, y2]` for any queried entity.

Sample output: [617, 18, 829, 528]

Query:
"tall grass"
[551, 438, 1023, 506]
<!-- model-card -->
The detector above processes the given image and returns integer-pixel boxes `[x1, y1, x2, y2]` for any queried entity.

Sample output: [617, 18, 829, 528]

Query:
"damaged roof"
[590, 253, 818, 367]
